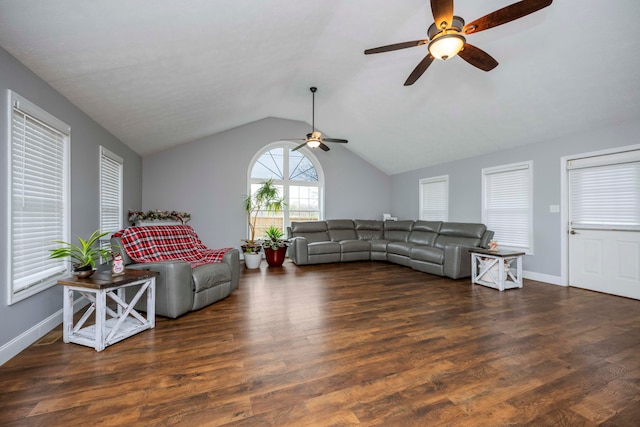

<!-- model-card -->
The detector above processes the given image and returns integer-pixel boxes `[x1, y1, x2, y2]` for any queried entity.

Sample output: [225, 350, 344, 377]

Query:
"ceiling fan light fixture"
[428, 33, 466, 60]
[307, 139, 321, 148]
[307, 131, 322, 148]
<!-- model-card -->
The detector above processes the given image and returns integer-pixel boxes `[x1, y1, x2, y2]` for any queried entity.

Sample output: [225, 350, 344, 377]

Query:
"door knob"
[569, 230, 578, 235]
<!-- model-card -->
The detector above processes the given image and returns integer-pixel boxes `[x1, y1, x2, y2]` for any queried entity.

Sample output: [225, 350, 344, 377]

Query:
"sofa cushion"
[354, 220, 384, 240]
[440, 222, 486, 238]
[191, 262, 232, 292]
[308, 241, 341, 255]
[329, 229, 357, 241]
[369, 239, 389, 252]
[340, 239, 370, 253]
[386, 242, 417, 257]
[384, 220, 414, 242]
[410, 245, 444, 264]
[408, 220, 442, 246]
[290, 221, 330, 243]
[327, 219, 355, 229]
[327, 219, 357, 241]
[434, 222, 486, 249]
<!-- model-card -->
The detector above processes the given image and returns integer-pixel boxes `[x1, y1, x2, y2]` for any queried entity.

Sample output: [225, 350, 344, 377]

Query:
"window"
[7, 91, 70, 304]
[568, 149, 640, 230]
[482, 161, 533, 253]
[100, 146, 123, 250]
[248, 142, 324, 238]
[419, 175, 448, 221]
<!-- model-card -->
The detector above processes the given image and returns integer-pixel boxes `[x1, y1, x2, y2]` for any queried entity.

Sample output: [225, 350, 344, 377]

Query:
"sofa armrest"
[222, 248, 240, 291]
[443, 245, 475, 280]
[126, 261, 193, 319]
[288, 236, 309, 265]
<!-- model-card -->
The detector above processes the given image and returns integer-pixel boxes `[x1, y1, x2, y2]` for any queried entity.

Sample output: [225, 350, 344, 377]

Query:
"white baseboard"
[523, 270, 565, 286]
[0, 298, 87, 366]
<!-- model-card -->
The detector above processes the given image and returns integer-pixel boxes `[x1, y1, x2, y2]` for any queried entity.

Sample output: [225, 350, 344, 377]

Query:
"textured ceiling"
[1, 0, 639, 175]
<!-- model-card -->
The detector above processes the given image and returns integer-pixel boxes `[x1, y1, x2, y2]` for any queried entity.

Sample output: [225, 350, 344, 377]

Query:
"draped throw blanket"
[113, 225, 230, 268]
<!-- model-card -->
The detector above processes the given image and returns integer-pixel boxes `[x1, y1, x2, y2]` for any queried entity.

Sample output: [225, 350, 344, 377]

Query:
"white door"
[569, 229, 640, 299]
[568, 149, 640, 300]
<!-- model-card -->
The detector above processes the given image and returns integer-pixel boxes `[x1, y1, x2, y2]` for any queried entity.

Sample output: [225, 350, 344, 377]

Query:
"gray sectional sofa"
[287, 219, 494, 279]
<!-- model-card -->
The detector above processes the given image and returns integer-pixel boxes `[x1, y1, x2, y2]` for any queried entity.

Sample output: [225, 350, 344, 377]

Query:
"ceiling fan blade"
[281, 138, 305, 141]
[463, 0, 552, 34]
[431, 0, 454, 28]
[292, 142, 308, 152]
[458, 44, 498, 71]
[364, 40, 427, 55]
[323, 138, 348, 143]
[319, 143, 330, 152]
[404, 54, 435, 86]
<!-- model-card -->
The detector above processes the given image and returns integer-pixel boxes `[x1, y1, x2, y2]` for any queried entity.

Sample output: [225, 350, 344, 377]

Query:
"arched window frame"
[247, 141, 325, 236]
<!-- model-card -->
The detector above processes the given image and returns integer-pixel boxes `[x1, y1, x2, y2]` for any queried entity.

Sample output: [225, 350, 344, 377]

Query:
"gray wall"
[390, 118, 640, 279]
[0, 47, 142, 354]
[142, 117, 391, 249]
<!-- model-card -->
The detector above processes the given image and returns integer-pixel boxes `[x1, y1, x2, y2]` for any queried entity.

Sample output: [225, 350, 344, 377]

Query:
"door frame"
[560, 143, 640, 286]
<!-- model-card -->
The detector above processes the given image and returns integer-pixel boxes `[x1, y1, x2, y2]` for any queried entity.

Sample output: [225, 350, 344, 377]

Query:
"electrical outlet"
[549, 205, 560, 213]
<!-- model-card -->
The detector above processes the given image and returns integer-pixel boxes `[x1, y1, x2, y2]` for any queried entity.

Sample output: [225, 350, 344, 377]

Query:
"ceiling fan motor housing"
[428, 16, 465, 37]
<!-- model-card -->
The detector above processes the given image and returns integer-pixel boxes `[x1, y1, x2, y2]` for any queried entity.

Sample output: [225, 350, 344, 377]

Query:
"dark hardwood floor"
[1, 260, 639, 426]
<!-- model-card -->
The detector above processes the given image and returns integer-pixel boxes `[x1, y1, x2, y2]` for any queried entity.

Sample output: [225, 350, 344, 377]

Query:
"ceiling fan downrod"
[310, 86, 317, 132]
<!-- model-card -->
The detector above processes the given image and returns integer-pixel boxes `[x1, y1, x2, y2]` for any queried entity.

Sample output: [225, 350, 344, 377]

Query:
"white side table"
[470, 249, 525, 291]
[58, 269, 158, 351]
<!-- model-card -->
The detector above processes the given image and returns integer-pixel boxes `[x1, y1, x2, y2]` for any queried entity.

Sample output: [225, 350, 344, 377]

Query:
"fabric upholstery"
[113, 225, 230, 268]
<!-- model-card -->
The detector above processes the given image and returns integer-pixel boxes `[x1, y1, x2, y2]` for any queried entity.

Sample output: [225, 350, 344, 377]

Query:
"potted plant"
[242, 179, 286, 269]
[49, 229, 113, 278]
[262, 226, 289, 267]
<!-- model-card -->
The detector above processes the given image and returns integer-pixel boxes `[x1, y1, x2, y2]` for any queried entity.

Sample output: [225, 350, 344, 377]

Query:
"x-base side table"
[470, 249, 525, 291]
[58, 269, 158, 351]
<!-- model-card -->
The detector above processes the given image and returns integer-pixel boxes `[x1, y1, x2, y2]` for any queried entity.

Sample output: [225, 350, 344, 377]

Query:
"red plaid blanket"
[113, 225, 231, 268]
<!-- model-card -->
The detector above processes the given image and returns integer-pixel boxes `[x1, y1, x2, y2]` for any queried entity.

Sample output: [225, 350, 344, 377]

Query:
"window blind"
[569, 153, 640, 230]
[420, 176, 448, 221]
[482, 162, 532, 251]
[100, 147, 123, 235]
[10, 97, 70, 298]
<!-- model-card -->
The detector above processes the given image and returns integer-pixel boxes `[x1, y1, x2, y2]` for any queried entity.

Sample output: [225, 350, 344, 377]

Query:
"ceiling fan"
[364, 0, 553, 86]
[286, 87, 348, 152]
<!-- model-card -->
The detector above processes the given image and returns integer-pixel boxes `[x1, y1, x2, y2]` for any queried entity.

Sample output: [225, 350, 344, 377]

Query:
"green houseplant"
[49, 229, 112, 277]
[242, 179, 286, 268]
[262, 226, 289, 267]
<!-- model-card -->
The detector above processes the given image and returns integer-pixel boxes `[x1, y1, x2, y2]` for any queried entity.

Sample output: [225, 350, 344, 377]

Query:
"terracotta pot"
[264, 247, 287, 267]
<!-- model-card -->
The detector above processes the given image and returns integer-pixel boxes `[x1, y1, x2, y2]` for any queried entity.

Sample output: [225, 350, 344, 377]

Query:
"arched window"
[248, 142, 324, 238]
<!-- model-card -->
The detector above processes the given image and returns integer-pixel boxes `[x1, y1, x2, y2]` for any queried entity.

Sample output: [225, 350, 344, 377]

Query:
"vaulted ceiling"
[1, 0, 639, 174]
